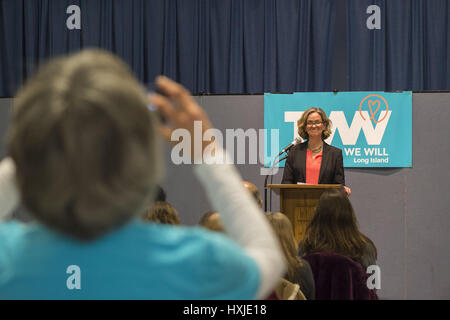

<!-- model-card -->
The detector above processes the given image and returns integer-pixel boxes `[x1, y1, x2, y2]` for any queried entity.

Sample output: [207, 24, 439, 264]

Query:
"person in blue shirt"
[0, 49, 285, 299]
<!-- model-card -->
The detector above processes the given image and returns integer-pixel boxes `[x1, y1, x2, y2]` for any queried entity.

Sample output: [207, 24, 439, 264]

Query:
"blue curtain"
[0, 0, 336, 97]
[347, 0, 450, 91]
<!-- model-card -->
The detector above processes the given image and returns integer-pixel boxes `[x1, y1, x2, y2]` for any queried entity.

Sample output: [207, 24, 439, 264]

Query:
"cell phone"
[146, 82, 168, 124]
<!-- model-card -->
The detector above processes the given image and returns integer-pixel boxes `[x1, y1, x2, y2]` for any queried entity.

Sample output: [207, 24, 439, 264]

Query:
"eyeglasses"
[306, 121, 323, 126]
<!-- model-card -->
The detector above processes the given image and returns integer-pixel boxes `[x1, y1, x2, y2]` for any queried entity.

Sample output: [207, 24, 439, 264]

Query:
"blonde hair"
[8, 49, 163, 240]
[297, 107, 332, 140]
[265, 212, 305, 281]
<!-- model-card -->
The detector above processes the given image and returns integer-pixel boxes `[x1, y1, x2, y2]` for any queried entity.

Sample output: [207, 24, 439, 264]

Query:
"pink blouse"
[306, 149, 323, 184]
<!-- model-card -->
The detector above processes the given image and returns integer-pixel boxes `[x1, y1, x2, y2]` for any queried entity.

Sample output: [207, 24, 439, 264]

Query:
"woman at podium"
[281, 107, 351, 196]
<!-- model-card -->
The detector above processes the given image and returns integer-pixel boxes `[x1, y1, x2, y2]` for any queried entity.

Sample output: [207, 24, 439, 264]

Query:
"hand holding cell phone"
[148, 76, 214, 162]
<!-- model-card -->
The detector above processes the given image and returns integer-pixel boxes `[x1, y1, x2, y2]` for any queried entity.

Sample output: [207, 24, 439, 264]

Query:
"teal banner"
[264, 91, 412, 167]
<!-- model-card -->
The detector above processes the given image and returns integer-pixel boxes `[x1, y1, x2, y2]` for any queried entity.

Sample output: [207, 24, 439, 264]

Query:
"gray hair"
[8, 49, 163, 240]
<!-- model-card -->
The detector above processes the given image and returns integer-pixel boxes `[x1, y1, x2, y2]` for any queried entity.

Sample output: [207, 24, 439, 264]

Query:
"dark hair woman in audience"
[265, 212, 315, 300]
[299, 189, 377, 270]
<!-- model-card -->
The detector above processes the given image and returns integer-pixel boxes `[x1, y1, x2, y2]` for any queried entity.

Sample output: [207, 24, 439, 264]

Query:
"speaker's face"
[305, 112, 324, 139]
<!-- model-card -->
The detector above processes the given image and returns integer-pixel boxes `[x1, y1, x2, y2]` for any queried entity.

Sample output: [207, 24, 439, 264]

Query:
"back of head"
[198, 211, 225, 233]
[143, 201, 180, 225]
[8, 49, 162, 241]
[264, 212, 303, 279]
[301, 189, 375, 262]
[242, 181, 262, 208]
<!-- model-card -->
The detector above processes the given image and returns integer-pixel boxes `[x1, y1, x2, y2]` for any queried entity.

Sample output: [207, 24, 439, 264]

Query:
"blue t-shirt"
[0, 220, 260, 299]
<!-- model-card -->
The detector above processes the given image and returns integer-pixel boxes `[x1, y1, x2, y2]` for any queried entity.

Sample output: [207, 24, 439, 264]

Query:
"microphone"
[264, 137, 302, 212]
[278, 137, 302, 156]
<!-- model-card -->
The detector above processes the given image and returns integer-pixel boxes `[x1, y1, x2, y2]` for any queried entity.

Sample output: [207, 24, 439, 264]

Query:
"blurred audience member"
[265, 212, 315, 300]
[242, 181, 263, 209]
[198, 211, 224, 233]
[0, 49, 285, 299]
[143, 201, 180, 225]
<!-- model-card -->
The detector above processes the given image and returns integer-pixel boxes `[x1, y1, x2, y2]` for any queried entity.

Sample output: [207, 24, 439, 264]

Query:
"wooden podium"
[267, 184, 341, 243]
